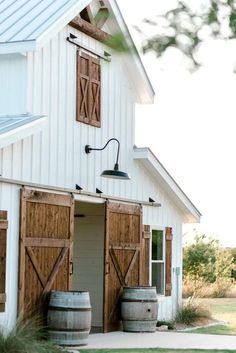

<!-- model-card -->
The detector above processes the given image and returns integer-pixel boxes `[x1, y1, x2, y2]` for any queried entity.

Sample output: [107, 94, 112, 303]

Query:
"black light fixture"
[85, 138, 130, 180]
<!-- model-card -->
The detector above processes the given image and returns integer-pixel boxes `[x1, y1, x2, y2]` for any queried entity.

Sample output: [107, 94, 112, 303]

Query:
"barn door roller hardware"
[67, 33, 111, 62]
[85, 138, 130, 180]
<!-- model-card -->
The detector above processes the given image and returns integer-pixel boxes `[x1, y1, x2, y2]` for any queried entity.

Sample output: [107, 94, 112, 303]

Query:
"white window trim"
[150, 226, 166, 296]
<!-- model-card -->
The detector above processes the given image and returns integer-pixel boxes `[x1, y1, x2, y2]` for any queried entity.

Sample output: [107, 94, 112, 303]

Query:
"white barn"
[0, 0, 201, 333]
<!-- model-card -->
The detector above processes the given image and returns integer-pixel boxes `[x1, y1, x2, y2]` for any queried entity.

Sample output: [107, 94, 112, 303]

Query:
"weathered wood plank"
[25, 238, 70, 248]
[70, 16, 112, 43]
[0, 210, 7, 312]
[104, 202, 142, 332]
[0, 220, 8, 229]
[0, 293, 6, 303]
[42, 247, 69, 296]
[19, 188, 74, 318]
[94, 8, 110, 29]
[165, 227, 173, 296]
[22, 189, 72, 207]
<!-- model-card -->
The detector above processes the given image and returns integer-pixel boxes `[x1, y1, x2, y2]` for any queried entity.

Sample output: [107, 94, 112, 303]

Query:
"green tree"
[183, 234, 235, 283]
[230, 247, 236, 279]
[137, 0, 236, 67]
[183, 234, 218, 283]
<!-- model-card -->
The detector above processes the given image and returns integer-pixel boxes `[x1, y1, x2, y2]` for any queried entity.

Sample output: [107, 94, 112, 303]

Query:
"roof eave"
[0, 40, 36, 55]
[105, 0, 155, 104]
[0, 115, 47, 149]
[133, 147, 201, 223]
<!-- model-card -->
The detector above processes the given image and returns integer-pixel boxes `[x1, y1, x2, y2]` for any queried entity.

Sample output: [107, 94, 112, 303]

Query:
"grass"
[187, 298, 236, 335]
[80, 349, 236, 353]
[0, 316, 63, 353]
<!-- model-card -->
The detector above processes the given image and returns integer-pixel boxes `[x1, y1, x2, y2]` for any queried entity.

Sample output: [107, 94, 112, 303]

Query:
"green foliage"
[183, 234, 218, 283]
[183, 234, 235, 285]
[135, 0, 236, 67]
[175, 299, 211, 325]
[0, 316, 63, 353]
[231, 248, 236, 279]
[104, 32, 131, 53]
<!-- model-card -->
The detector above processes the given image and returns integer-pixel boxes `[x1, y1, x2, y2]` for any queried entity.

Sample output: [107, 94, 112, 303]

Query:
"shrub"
[0, 316, 62, 353]
[183, 276, 235, 298]
[175, 298, 211, 325]
[211, 278, 235, 298]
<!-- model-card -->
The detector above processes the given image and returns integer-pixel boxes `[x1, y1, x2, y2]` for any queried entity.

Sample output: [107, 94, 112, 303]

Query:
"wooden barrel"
[121, 286, 158, 332]
[47, 291, 91, 346]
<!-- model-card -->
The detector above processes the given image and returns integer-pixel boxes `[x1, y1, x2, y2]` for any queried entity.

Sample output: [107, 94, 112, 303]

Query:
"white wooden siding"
[0, 26, 183, 326]
[0, 182, 20, 330]
[0, 54, 27, 115]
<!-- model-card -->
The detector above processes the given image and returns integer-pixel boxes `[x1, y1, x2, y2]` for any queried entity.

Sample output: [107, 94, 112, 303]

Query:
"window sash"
[150, 228, 165, 295]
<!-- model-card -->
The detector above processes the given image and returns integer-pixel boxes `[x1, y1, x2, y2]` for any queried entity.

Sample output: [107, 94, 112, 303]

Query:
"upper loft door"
[18, 189, 74, 318]
[103, 202, 143, 332]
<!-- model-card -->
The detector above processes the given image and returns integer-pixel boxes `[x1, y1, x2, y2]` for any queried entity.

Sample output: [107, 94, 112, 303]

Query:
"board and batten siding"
[26, 25, 134, 194]
[0, 182, 21, 329]
[0, 54, 27, 115]
[0, 25, 183, 326]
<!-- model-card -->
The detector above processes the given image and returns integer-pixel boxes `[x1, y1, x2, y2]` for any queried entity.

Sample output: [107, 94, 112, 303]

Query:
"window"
[151, 229, 165, 294]
[151, 227, 173, 296]
[76, 51, 101, 127]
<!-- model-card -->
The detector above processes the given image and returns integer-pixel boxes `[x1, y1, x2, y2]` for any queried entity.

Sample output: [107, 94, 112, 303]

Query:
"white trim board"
[133, 146, 201, 223]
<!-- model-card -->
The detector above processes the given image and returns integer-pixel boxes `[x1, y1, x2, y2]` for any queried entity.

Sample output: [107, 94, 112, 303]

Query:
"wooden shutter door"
[19, 189, 74, 318]
[77, 52, 90, 124]
[141, 225, 151, 285]
[104, 202, 142, 332]
[0, 211, 8, 312]
[77, 51, 101, 127]
[165, 227, 173, 296]
[90, 56, 101, 127]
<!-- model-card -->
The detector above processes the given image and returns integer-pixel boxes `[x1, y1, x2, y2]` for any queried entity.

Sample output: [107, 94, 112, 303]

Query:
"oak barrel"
[121, 286, 158, 332]
[47, 291, 91, 346]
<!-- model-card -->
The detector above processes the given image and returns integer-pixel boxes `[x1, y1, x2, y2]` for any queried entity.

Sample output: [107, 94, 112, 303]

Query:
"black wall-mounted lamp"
[85, 138, 130, 180]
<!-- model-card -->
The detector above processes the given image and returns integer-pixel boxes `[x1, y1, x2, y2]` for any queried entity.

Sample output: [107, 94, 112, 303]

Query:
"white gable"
[134, 147, 201, 223]
[0, 0, 154, 103]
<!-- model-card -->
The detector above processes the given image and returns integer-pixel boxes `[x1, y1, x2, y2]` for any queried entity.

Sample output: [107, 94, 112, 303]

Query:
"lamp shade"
[101, 169, 130, 180]
[85, 139, 130, 180]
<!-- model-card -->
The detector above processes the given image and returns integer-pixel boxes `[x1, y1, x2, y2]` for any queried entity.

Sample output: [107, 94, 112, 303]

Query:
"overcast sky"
[117, 0, 236, 247]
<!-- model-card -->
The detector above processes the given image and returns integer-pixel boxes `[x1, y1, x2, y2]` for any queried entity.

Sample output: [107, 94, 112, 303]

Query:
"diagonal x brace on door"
[108, 247, 140, 321]
[26, 246, 47, 288]
[42, 247, 69, 296]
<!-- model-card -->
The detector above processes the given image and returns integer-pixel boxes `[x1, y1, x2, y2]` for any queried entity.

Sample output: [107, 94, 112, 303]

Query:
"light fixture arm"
[85, 138, 120, 167]
[85, 138, 130, 180]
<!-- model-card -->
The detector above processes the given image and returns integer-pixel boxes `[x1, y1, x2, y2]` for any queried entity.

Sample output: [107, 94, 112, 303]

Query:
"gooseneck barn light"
[85, 138, 130, 180]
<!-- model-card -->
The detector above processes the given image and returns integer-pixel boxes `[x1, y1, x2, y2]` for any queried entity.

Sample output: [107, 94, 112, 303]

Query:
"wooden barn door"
[104, 202, 143, 332]
[18, 189, 74, 318]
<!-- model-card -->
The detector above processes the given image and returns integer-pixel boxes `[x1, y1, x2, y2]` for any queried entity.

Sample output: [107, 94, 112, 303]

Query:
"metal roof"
[0, 114, 44, 134]
[0, 0, 91, 52]
[0, 0, 155, 102]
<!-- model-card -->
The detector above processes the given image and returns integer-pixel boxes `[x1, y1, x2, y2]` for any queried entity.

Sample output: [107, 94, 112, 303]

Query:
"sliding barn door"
[104, 202, 143, 332]
[19, 189, 74, 318]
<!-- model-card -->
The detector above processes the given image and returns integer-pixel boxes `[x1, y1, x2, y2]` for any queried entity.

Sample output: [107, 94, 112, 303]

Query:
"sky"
[117, 0, 236, 247]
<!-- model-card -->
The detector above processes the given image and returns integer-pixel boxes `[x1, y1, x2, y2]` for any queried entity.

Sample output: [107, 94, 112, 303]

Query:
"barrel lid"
[50, 290, 89, 294]
[123, 286, 156, 290]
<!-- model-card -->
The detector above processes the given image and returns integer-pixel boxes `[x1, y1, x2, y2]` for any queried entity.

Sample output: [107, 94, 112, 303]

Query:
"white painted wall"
[72, 202, 105, 329]
[0, 22, 185, 326]
[0, 182, 20, 330]
[0, 54, 27, 115]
